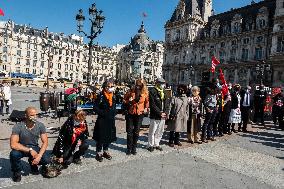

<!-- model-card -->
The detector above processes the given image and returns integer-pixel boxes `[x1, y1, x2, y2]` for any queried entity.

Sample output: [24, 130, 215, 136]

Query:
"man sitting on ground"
[10, 107, 50, 182]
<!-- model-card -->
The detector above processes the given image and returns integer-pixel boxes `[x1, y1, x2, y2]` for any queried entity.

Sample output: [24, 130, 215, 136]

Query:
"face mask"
[107, 87, 115, 93]
[28, 117, 37, 123]
[160, 84, 165, 89]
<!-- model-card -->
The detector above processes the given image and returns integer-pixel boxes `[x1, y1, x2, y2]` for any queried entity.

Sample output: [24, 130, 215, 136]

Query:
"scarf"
[72, 122, 86, 144]
[103, 90, 113, 107]
[155, 86, 164, 100]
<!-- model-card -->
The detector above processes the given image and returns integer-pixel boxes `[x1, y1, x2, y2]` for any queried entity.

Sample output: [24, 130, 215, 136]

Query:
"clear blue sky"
[0, 0, 261, 47]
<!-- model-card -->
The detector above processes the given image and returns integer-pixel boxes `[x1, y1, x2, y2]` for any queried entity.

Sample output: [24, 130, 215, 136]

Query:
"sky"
[0, 0, 262, 47]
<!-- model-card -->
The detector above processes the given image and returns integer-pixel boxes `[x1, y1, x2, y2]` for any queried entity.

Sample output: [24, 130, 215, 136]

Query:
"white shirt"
[242, 92, 250, 107]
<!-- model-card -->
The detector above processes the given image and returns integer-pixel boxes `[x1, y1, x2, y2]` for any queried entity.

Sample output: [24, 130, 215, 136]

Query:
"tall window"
[3, 47, 7, 53]
[26, 68, 29, 73]
[234, 22, 240, 33]
[255, 47, 263, 60]
[242, 49, 249, 61]
[27, 43, 30, 49]
[33, 60, 37, 67]
[230, 49, 237, 61]
[41, 61, 45, 68]
[26, 59, 30, 66]
[219, 51, 226, 63]
[243, 38, 250, 45]
[58, 63, 61, 69]
[34, 52, 37, 59]
[16, 58, 21, 64]
[3, 55, 7, 62]
[277, 36, 284, 52]
[175, 29, 180, 41]
[17, 50, 21, 56]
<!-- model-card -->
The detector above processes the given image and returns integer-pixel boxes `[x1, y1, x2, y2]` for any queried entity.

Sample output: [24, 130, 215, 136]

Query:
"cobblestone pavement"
[0, 87, 283, 189]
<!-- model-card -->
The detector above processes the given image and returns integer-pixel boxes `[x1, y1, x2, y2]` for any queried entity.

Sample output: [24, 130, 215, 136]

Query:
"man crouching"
[10, 107, 50, 182]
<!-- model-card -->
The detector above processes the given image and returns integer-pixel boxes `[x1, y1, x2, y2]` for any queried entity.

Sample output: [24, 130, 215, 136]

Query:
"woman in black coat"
[52, 110, 89, 167]
[93, 79, 117, 162]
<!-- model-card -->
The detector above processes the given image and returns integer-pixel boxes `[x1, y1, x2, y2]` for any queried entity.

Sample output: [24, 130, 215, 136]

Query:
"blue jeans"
[202, 109, 217, 140]
[10, 145, 50, 173]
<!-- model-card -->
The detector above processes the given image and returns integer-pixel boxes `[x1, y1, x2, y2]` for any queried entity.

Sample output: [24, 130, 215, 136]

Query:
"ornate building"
[90, 45, 118, 84]
[0, 20, 119, 84]
[0, 20, 86, 81]
[117, 22, 164, 84]
[164, 0, 284, 87]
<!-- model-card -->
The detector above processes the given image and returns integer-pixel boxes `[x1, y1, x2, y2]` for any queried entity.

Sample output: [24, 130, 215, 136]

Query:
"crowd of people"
[8, 78, 284, 182]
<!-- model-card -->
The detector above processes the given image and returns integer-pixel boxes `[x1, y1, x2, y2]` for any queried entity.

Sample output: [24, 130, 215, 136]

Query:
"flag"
[219, 68, 228, 96]
[0, 9, 4, 16]
[142, 12, 147, 18]
[211, 56, 220, 73]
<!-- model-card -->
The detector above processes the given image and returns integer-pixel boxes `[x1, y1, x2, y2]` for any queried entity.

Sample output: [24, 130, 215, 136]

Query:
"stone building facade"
[0, 20, 86, 81]
[164, 0, 284, 87]
[117, 22, 164, 84]
[0, 20, 119, 84]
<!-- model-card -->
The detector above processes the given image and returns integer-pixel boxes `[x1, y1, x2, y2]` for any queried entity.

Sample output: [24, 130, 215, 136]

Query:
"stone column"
[234, 68, 238, 84]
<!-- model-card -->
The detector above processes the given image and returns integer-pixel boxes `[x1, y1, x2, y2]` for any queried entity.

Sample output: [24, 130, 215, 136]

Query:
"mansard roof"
[170, 0, 204, 22]
[203, 0, 276, 36]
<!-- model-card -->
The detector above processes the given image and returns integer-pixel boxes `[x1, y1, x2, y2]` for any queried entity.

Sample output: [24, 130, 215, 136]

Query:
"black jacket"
[149, 87, 170, 120]
[231, 92, 240, 109]
[52, 117, 89, 158]
[254, 90, 267, 107]
[93, 92, 117, 143]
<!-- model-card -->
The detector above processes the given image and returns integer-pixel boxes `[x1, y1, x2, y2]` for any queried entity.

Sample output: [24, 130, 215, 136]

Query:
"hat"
[246, 86, 252, 90]
[156, 78, 166, 84]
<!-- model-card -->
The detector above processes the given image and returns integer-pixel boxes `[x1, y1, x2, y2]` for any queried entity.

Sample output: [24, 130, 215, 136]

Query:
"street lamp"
[256, 61, 271, 85]
[42, 39, 54, 91]
[76, 3, 105, 86]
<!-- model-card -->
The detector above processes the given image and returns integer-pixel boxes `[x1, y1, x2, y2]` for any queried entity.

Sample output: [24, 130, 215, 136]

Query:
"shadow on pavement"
[0, 157, 30, 178]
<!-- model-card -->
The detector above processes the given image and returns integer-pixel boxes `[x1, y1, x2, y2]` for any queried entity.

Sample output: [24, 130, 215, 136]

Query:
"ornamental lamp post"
[42, 38, 56, 92]
[76, 3, 105, 86]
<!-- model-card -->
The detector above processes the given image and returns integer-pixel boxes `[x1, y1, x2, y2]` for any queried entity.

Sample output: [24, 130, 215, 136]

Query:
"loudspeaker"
[9, 110, 26, 122]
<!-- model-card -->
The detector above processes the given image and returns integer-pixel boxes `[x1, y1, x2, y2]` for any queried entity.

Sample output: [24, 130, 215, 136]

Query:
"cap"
[156, 78, 166, 84]
[246, 86, 252, 90]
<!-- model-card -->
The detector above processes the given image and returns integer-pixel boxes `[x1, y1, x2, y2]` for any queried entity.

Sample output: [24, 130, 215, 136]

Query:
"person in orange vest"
[123, 78, 149, 155]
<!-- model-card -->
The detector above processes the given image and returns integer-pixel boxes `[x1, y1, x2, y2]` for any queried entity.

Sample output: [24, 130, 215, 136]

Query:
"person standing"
[52, 110, 89, 167]
[253, 84, 267, 125]
[238, 86, 253, 132]
[147, 78, 170, 152]
[2, 81, 12, 114]
[167, 84, 189, 147]
[272, 88, 284, 130]
[123, 78, 149, 155]
[0, 82, 4, 116]
[202, 86, 218, 142]
[93, 79, 117, 162]
[228, 84, 242, 133]
[220, 92, 232, 135]
[10, 107, 49, 182]
[188, 86, 202, 144]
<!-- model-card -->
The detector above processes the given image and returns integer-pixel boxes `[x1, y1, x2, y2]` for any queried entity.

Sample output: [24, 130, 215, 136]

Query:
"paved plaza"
[0, 87, 283, 189]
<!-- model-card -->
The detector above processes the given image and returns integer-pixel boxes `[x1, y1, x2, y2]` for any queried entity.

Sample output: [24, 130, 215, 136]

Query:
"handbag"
[42, 156, 63, 178]
[169, 98, 185, 121]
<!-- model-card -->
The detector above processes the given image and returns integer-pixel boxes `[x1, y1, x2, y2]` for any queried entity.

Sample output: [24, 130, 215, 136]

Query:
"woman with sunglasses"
[123, 78, 149, 155]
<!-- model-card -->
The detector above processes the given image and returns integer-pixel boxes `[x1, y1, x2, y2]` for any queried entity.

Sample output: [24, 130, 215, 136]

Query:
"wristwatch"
[29, 148, 33, 153]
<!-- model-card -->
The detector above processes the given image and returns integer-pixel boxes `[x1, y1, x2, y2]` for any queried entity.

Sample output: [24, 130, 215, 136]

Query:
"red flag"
[211, 56, 220, 73]
[219, 69, 228, 96]
[142, 12, 147, 17]
[0, 9, 4, 16]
